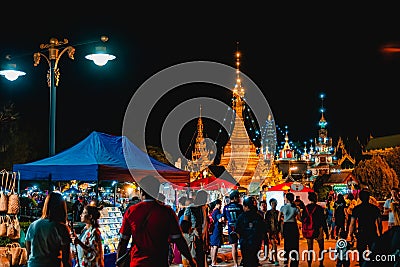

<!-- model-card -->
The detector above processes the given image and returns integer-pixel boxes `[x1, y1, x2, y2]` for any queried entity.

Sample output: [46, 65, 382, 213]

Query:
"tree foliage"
[312, 174, 331, 201]
[0, 102, 41, 170]
[146, 145, 174, 166]
[354, 155, 398, 199]
[383, 147, 400, 181]
[0, 102, 19, 154]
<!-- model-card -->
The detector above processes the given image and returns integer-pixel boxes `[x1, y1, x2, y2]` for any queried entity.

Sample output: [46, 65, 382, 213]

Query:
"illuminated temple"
[186, 105, 213, 178]
[218, 51, 260, 187]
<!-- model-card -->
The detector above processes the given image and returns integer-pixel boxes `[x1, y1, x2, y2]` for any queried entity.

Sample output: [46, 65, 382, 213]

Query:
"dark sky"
[2, 6, 400, 162]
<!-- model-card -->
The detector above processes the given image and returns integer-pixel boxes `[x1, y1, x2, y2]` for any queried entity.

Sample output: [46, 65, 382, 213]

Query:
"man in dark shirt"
[222, 190, 243, 267]
[347, 190, 382, 265]
[257, 200, 269, 261]
[301, 192, 329, 267]
[72, 196, 84, 222]
[236, 196, 267, 267]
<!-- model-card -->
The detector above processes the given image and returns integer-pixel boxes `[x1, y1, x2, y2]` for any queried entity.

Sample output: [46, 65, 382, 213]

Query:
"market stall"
[12, 131, 191, 267]
[13, 131, 190, 185]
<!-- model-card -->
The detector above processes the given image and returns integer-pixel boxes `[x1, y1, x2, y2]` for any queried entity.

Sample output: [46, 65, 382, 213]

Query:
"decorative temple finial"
[233, 42, 244, 98]
[319, 92, 327, 129]
[199, 104, 202, 118]
[197, 105, 203, 140]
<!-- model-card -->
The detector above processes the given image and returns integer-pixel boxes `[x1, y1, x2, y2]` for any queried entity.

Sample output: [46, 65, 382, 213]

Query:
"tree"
[0, 102, 41, 170]
[383, 147, 400, 182]
[146, 145, 174, 166]
[0, 102, 19, 154]
[354, 155, 398, 199]
[312, 174, 331, 201]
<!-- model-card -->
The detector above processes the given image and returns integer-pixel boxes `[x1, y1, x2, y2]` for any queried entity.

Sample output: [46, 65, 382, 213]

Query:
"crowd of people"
[21, 179, 400, 267]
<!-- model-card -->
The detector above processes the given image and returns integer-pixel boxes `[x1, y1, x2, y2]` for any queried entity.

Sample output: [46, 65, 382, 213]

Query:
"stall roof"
[13, 131, 190, 184]
[268, 182, 314, 192]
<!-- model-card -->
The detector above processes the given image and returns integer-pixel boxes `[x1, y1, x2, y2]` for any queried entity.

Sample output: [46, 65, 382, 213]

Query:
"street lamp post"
[33, 38, 75, 156]
[32, 37, 115, 156]
[1, 36, 115, 191]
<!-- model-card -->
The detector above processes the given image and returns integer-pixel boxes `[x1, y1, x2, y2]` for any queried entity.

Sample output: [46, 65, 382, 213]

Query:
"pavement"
[172, 221, 389, 267]
[172, 238, 354, 267]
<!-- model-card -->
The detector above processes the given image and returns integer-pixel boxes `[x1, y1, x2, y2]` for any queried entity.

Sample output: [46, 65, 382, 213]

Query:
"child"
[180, 219, 196, 267]
[335, 230, 350, 267]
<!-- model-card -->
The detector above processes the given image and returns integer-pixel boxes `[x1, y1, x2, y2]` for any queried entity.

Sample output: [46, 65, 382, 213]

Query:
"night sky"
[1, 7, 400, 163]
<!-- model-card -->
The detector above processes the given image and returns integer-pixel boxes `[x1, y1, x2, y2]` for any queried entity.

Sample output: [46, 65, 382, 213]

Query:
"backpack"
[302, 205, 317, 239]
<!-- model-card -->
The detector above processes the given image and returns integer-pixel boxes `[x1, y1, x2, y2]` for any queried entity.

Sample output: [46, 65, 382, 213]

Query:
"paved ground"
[172, 222, 389, 267]
[173, 238, 355, 267]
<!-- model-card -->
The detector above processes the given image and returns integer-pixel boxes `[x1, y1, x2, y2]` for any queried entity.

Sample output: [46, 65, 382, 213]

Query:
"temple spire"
[193, 105, 205, 161]
[232, 42, 245, 116]
[319, 93, 327, 129]
[233, 42, 245, 99]
[219, 48, 259, 187]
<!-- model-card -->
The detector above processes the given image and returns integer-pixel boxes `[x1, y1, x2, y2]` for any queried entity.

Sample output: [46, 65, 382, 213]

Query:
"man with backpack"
[301, 192, 329, 267]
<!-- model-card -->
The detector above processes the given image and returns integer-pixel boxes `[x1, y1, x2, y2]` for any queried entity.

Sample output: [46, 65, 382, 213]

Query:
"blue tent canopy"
[13, 131, 190, 184]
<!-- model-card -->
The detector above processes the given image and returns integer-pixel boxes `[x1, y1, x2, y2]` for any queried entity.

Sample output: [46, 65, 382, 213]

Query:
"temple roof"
[364, 134, 400, 151]
[323, 172, 356, 184]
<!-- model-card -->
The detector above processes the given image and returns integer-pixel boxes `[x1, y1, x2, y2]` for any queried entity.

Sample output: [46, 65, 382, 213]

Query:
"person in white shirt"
[278, 192, 300, 267]
[383, 187, 400, 229]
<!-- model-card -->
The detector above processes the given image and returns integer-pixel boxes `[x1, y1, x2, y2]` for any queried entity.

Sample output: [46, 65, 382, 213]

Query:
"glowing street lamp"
[1, 36, 116, 156]
[0, 56, 26, 81]
[85, 37, 116, 66]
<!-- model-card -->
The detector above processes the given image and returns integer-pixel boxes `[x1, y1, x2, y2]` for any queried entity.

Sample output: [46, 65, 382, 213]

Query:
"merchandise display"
[99, 207, 123, 253]
[0, 170, 25, 266]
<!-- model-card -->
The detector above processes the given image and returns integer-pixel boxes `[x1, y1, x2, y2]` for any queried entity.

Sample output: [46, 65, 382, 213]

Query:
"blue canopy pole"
[48, 173, 52, 191]
[96, 169, 99, 202]
[17, 171, 20, 194]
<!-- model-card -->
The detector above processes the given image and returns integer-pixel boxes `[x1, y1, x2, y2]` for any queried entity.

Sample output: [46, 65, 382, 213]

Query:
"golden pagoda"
[186, 105, 213, 179]
[218, 49, 260, 187]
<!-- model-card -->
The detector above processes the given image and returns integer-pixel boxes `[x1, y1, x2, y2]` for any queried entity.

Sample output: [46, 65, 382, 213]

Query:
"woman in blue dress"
[209, 198, 224, 267]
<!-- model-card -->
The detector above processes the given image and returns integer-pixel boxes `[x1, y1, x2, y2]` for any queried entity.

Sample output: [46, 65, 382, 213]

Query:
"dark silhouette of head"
[84, 205, 104, 228]
[308, 192, 318, 203]
[41, 191, 68, 223]
[359, 190, 370, 203]
[194, 190, 208, 206]
[229, 190, 240, 201]
[285, 192, 295, 202]
[243, 196, 257, 211]
[337, 194, 346, 204]
[139, 175, 160, 199]
[178, 196, 187, 206]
